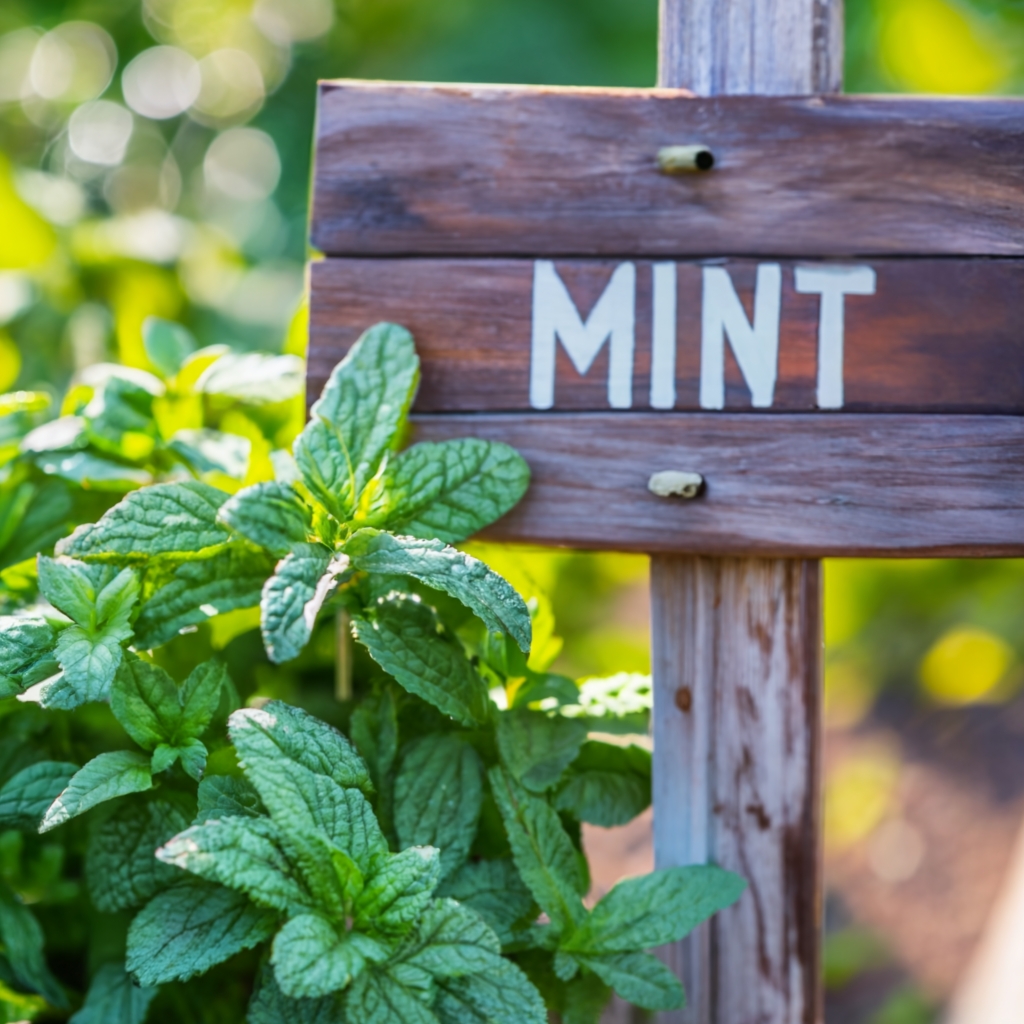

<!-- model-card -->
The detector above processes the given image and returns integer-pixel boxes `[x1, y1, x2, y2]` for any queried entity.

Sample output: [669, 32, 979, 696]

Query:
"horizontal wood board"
[312, 82, 1024, 258]
[409, 413, 1024, 556]
[309, 257, 1024, 413]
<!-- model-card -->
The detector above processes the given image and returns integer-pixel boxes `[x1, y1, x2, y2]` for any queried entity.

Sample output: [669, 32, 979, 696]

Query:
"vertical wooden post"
[651, 4, 839, 1022]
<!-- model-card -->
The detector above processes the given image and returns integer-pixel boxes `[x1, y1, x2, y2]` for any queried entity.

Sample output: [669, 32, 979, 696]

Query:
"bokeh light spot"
[919, 625, 1015, 705]
[204, 127, 281, 203]
[192, 49, 265, 126]
[68, 101, 134, 166]
[29, 21, 116, 103]
[123, 46, 202, 120]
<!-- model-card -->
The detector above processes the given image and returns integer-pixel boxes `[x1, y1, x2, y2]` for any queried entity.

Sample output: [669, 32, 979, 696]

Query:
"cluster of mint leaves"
[0, 323, 744, 1023]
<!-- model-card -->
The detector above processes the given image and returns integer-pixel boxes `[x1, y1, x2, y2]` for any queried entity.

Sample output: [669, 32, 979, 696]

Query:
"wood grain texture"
[311, 83, 1024, 258]
[410, 413, 1024, 557]
[651, 559, 821, 1024]
[309, 257, 1024, 414]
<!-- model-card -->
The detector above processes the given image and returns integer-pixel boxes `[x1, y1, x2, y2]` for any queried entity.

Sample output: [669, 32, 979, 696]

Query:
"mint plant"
[0, 323, 745, 1023]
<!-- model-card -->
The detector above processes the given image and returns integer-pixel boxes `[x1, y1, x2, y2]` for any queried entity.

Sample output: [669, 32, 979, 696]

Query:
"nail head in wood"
[649, 470, 705, 499]
[657, 144, 715, 173]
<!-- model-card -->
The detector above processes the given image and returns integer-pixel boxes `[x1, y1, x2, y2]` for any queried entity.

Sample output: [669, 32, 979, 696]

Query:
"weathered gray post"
[651, 3, 841, 1023]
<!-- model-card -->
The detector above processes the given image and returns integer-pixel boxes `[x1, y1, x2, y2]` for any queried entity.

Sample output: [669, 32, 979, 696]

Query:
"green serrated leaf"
[272, 915, 388, 999]
[352, 596, 490, 727]
[487, 767, 584, 936]
[354, 847, 440, 938]
[372, 439, 529, 544]
[0, 762, 78, 829]
[571, 951, 683, 1011]
[394, 735, 482, 881]
[86, 797, 190, 913]
[156, 815, 310, 913]
[133, 542, 277, 649]
[218, 481, 312, 558]
[553, 742, 651, 828]
[40, 751, 153, 832]
[345, 968, 439, 1024]
[195, 775, 263, 823]
[561, 972, 612, 1024]
[437, 861, 534, 948]
[51, 627, 125, 708]
[0, 892, 67, 1008]
[261, 543, 347, 664]
[563, 865, 746, 954]
[434, 957, 547, 1024]
[350, 686, 398, 827]
[82, 374, 160, 457]
[496, 709, 586, 794]
[144, 317, 197, 378]
[0, 614, 57, 693]
[57, 482, 231, 565]
[395, 899, 502, 979]
[345, 531, 530, 654]
[169, 429, 250, 480]
[69, 961, 157, 1024]
[294, 323, 419, 522]
[248, 965, 342, 1024]
[127, 879, 277, 986]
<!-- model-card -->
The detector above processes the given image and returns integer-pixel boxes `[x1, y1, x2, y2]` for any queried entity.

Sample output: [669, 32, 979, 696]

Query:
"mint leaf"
[564, 865, 746, 954]
[127, 880, 276, 986]
[345, 531, 531, 654]
[195, 775, 263, 822]
[354, 847, 440, 939]
[0, 614, 57, 694]
[261, 543, 347, 664]
[69, 961, 156, 1024]
[294, 322, 419, 521]
[229, 701, 372, 794]
[394, 735, 482, 881]
[82, 374, 160, 457]
[374, 439, 529, 544]
[0, 892, 67, 1008]
[496, 709, 586, 794]
[196, 352, 304, 404]
[133, 543, 276, 649]
[156, 816, 310, 913]
[152, 738, 208, 780]
[86, 797, 190, 912]
[0, 761, 78, 829]
[350, 686, 398, 806]
[143, 317, 196, 378]
[37, 452, 152, 492]
[437, 861, 534, 947]
[487, 768, 585, 935]
[169, 429, 250, 480]
[561, 973, 612, 1024]
[218, 482, 311, 557]
[272, 915, 388, 999]
[553, 742, 651, 828]
[352, 596, 490, 727]
[58, 482, 231, 564]
[570, 952, 683, 1011]
[248, 966, 341, 1024]
[40, 751, 153, 832]
[434, 958, 547, 1024]
[395, 899, 502, 978]
[346, 968, 439, 1024]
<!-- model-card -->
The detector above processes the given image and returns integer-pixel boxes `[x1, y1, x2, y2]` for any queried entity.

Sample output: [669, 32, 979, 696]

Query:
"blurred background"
[2, 0, 1024, 1021]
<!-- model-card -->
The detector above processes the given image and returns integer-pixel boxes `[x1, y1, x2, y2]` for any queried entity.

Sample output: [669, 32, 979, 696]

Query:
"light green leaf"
[395, 899, 501, 978]
[394, 735, 482, 881]
[352, 596, 490, 727]
[196, 352, 304, 404]
[127, 880, 276, 986]
[37, 452, 152, 492]
[373, 439, 529, 544]
[0, 893, 67, 1008]
[40, 751, 153, 832]
[261, 543, 347, 664]
[218, 482, 311, 557]
[496, 709, 586, 794]
[0, 614, 57, 694]
[156, 816, 310, 913]
[143, 317, 197, 378]
[248, 966, 342, 1024]
[272, 915, 388, 999]
[354, 847, 440, 938]
[169, 429, 250, 480]
[294, 323, 419, 521]
[86, 797, 191, 913]
[83, 375, 160, 456]
[21, 414, 87, 454]
[345, 968, 439, 1024]
[571, 951, 683, 1011]
[487, 767, 584, 935]
[52, 627, 126, 708]
[69, 961, 157, 1024]
[57, 482, 231, 564]
[195, 775, 263, 822]
[133, 542, 277, 649]
[437, 861, 534, 947]
[561, 973, 612, 1024]
[0, 761, 78, 829]
[345, 531, 530, 654]
[434, 958, 547, 1024]
[553, 742, 651, 828]
[564, 866, 746, 954]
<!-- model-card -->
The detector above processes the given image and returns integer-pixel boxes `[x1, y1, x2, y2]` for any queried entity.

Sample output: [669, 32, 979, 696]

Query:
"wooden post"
[651, 3, 838, 1022]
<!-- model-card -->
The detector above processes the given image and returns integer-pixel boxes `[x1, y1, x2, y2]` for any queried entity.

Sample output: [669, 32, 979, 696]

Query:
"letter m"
[529, 261, 636, 410]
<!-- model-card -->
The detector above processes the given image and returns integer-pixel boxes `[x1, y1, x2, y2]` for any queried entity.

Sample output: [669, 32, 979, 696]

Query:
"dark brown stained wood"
[312, 82, 1024, 258]
[409, 413, 1024, 557]
[309, 257, 1024, 414]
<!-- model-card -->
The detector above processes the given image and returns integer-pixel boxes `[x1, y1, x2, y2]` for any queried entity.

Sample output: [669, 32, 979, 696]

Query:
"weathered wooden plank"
[651, 558, 821, 1024]
[410, 412, 1024, 558]
[312, 83, 1024, 258]
[309, 257, 1024, 414]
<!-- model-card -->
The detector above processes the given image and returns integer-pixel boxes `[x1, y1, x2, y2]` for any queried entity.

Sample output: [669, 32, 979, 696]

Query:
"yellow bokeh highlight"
[0, 155, 56, 271]
[825, 749, 900, 849]
[0, 334, 22, 393]
[879, 0, 1011, 93]
[919, 625, 1015, 705]
[109, 267, 182, 370]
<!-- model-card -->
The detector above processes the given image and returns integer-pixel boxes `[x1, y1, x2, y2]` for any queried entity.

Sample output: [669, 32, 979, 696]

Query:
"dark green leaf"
[350, 686, 398, 816]
[69, 961, 157, 1024]
[561, 973, 612, 1024]
[195, 775, 263, 823]
[0, 614, 57, 693]
[395, 899, 502, 978]
[218, 481, 311, 557]
[571, 952, 683, 1011]
[496, 709, 586, 794]
[354, 847, 440, 938]
[127, 880, 277, 986]
[434, 958, 547, 1024]
[0, 761, 77, 829]
[345, 968, 439, 1024]
[553, 742, 651, 828]
[248, 966, 342, 1024]
[40, 751, 153, 832]
[437, 861, 534, 947]
[0, 892, 67, 1008]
